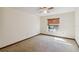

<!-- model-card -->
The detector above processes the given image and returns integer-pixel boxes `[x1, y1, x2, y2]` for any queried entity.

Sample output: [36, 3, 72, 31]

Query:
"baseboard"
[0, 33, 40, 50]
[40, 33, 75, 40]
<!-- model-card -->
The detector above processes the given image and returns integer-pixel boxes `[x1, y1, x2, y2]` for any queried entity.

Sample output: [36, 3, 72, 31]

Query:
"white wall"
[0, 8, 3, 41]
[75, 8, 79, 45]
[40, 12, 75, 38]
[0, 8, 40, 48]
[0, 8, 1, 38]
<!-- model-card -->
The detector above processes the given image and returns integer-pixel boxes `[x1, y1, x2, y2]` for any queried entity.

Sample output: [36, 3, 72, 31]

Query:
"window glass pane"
[48, 25, 59, 32]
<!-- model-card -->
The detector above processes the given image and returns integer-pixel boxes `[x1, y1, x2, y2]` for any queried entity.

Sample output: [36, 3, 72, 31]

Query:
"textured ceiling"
[13, 7, 76, 16]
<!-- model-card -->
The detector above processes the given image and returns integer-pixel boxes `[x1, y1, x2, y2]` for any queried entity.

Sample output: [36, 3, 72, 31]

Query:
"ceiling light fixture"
[39, 7, 54, 13]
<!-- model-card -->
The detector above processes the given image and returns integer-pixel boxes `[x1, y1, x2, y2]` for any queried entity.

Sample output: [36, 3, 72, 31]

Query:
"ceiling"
[13, 7, 39, 14]
[13, 7, 76, 16]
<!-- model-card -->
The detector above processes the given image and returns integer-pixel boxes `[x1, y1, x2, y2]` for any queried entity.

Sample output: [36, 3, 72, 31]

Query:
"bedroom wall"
[0, 8, 40, 48]
[0, 8, 3, 41]
[75, 8, 79, 45]
[40, 12, 75, 38]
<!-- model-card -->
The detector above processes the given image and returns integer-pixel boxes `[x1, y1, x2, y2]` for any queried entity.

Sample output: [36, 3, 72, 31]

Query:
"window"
[48, 18, 60, 32]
